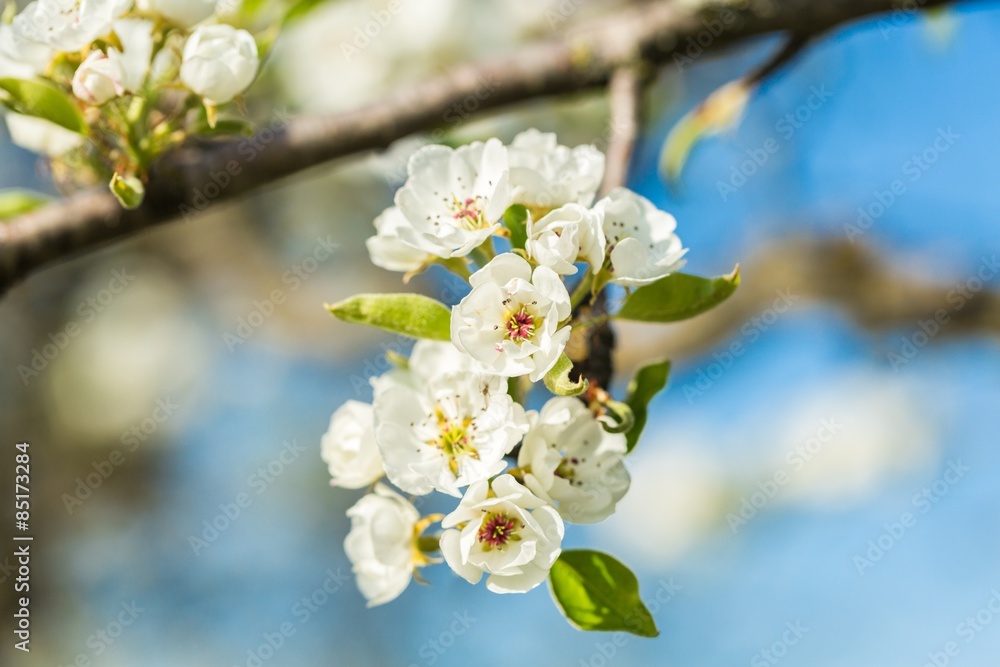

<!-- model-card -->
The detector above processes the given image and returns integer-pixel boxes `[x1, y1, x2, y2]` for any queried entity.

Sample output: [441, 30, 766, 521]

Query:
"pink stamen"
[506, 311, 534, 342]
[477, 513, 517, 548]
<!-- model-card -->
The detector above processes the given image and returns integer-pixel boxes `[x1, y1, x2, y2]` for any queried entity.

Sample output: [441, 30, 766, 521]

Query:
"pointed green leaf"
[598, 399, 635, 435]
[503, 204, 529, 251]
[283, 0, 332, 25]
[624, 359, 670, 452]
[0, 78, 86, 134]
[0, 189, 50, 221]
[548, 550, 659, 637]
[326, 293, 452, 341]
[544, 353, 587, 396]
[616, 267, 739, 323]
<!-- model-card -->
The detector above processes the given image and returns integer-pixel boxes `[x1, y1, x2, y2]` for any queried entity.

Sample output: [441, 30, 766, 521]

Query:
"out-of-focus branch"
[0, 0, 961, 296]
[616, 238, 1000, 370]
[578, 66, 646, 392]
[600, 66, 645, 198]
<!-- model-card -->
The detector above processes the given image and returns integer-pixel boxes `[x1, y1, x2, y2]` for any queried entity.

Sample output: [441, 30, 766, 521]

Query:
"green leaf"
[283, 0, 332, 25]
[109, 173, 145, 210]
[196, 117, 255, 137]
[503, 204, 529, 251]
[598, 399, 635, 435]
[544, 353, 587, 396]
[0, 78, 86, 134]
[548, 550, 659, 637]
[616, 267, 740, 323]
[326, 293, 452, 341]
[0, 189, 49, 221]
[624, 359, 671, 453]
[659, 80, 751, 183]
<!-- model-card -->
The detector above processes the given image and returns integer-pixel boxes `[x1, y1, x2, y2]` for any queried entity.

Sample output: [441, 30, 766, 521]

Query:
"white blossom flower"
[394, 139, 510, 258]
[451, 254, 571, 381]
[12, 0, 132, 53]
[439, 474, 564, 594]
[321, 400, 384, 489]
[109, 18, 154, 93]
[71, 19, 152, 104]
[518, 397, 630, 524]
[598, 188, 687, 287]
[365, 206, 434, 273]
[344, 484, 424, 607]
[149, 36, 182, 84]
[138, 0, 216, 27]
[180, 24, 259, 105]
[507, 128, 604, 215]
[369, 339, 476, 399]
[525, 202, 605, 275]
[72, 51, 119, 104]
[5, 113, 84, 156]
[373, 370, 527, 497]
[0, 24, 52, 79]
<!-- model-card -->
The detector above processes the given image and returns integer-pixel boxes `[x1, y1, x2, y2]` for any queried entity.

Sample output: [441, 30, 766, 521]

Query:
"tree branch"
[0, 0, 958, 296]
[579, 65, 645, 393]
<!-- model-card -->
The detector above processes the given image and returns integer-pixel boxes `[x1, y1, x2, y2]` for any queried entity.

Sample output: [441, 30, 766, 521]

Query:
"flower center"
[449, 195, 488, 231]
[477, 512, 521, 550]
[555, 456, 580, 479]
[505, 307, 536, 342]
[427, 408, 478, 476]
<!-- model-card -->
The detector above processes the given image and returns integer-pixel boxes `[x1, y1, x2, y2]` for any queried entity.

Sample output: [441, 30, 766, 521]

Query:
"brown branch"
[0, 0, 960, 296]
[600, 66, 645, 198]
[746, 32, 813, 87]
[579, 66, 646, 393]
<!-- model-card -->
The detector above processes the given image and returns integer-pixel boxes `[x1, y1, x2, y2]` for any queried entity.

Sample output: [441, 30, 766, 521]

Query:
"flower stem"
[570, 268, 594, 311]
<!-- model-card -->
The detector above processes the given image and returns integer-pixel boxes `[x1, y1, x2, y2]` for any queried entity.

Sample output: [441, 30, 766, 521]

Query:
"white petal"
[439, 529, 483, 585]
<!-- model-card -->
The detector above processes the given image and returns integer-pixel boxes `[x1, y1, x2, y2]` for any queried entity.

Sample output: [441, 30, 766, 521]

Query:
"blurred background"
[2, 0, 999, 665]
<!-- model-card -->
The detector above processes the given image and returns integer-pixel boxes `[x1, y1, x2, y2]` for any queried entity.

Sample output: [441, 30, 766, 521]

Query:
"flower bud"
[149, 39, 182, 85]
[180, 25, 258, 105]
[72, 51, 121, 105]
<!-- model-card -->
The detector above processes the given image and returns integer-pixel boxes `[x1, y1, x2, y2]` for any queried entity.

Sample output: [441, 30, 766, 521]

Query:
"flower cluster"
[0, 0, 261, 206]
[323, 130, 692, 608]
